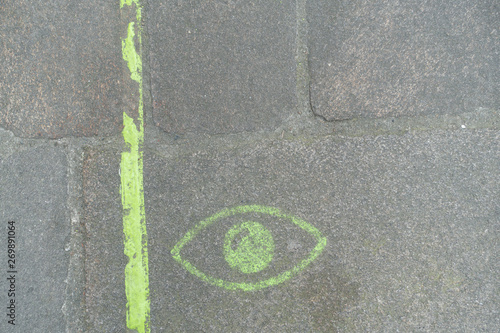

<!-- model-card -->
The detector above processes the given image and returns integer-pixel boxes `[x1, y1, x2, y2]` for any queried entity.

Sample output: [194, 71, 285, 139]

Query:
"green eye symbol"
[171, 205, 327, 291]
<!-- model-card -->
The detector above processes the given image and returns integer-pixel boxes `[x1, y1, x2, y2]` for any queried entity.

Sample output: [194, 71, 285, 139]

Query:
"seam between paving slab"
[61, 140, 86, 333]
[297, 0, 343, 124]
[144, 107, 500, 162]
[61, 136, 125, 333]
[296, 0, 313, 121]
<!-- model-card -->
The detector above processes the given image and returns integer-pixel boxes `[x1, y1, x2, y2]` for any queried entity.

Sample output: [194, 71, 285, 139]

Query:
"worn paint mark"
[171, 205, 327, 291]
[120, 0, 149, 332]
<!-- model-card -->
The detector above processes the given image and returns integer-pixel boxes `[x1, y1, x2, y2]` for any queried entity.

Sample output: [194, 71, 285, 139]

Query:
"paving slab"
[0, 0, 124, 138]
[144, 129, 498, 332]
[307, 0, 500, 120]
[148, 0, 297, 135]
[81, 147, 127, 332]
[0, 141, 69, 332]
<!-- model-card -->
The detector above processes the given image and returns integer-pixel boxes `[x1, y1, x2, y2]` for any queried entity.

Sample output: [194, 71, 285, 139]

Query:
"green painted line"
[120, 1, 149, 332]
[171, 205, 327, 291]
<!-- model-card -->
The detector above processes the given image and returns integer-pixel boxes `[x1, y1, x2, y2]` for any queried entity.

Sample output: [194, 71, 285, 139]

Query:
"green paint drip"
[120, 0, 149, 332]
[171, 205, 327, 291]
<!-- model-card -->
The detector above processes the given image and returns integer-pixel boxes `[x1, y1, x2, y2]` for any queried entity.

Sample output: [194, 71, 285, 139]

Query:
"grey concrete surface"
[307, 0, 499, 120]
[147, 0, 297, 135]
[0, 0, 499, 332]
[81, 147, 127, 333]
[0, 138, 69, 332]
[144, 129, 498, 332]
[0, 0, 124, 138]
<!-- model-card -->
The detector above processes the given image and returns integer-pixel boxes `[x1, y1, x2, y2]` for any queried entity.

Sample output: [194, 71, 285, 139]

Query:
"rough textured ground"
[148, 0, 297, 135]
[308, 0, 499, 120]
[0, 0, 498, 332]
[0, 0, 124, 138]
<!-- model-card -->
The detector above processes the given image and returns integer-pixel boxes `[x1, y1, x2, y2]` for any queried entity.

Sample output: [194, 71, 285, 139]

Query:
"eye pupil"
[223, 221, 275, 274]
[231, 229, 249, 251]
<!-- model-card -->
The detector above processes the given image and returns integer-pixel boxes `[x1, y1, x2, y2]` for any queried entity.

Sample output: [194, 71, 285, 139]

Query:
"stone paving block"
[148, 0, 297, 135]
[0, 0, 124, 138]
[0, 143, 69, 332]
[307, 0, 500, 120]
[144, 129, 498, 332]
[82, 147, 126, 332]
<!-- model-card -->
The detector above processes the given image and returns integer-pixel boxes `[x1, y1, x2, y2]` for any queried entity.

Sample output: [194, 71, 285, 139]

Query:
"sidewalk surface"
[1, 1, 498, 332]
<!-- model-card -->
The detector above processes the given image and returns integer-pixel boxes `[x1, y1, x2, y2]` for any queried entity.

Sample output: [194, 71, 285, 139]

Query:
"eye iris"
[223, 221, 275, 274]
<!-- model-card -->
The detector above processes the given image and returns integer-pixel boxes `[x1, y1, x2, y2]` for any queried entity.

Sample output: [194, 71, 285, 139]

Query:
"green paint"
[122, 22, 142, 83]
[224, 221, 274, 274]
[171, 205, 327, 291]
[120, 0, 149, 332]
[121, 0, 142, 21]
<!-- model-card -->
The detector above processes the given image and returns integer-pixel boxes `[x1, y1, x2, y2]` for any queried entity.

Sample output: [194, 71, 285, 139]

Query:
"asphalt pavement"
[0, 0, 498, 332]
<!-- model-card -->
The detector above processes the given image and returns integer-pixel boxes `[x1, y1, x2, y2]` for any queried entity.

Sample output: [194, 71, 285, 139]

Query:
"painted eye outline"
[171, 205, 327, 291]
